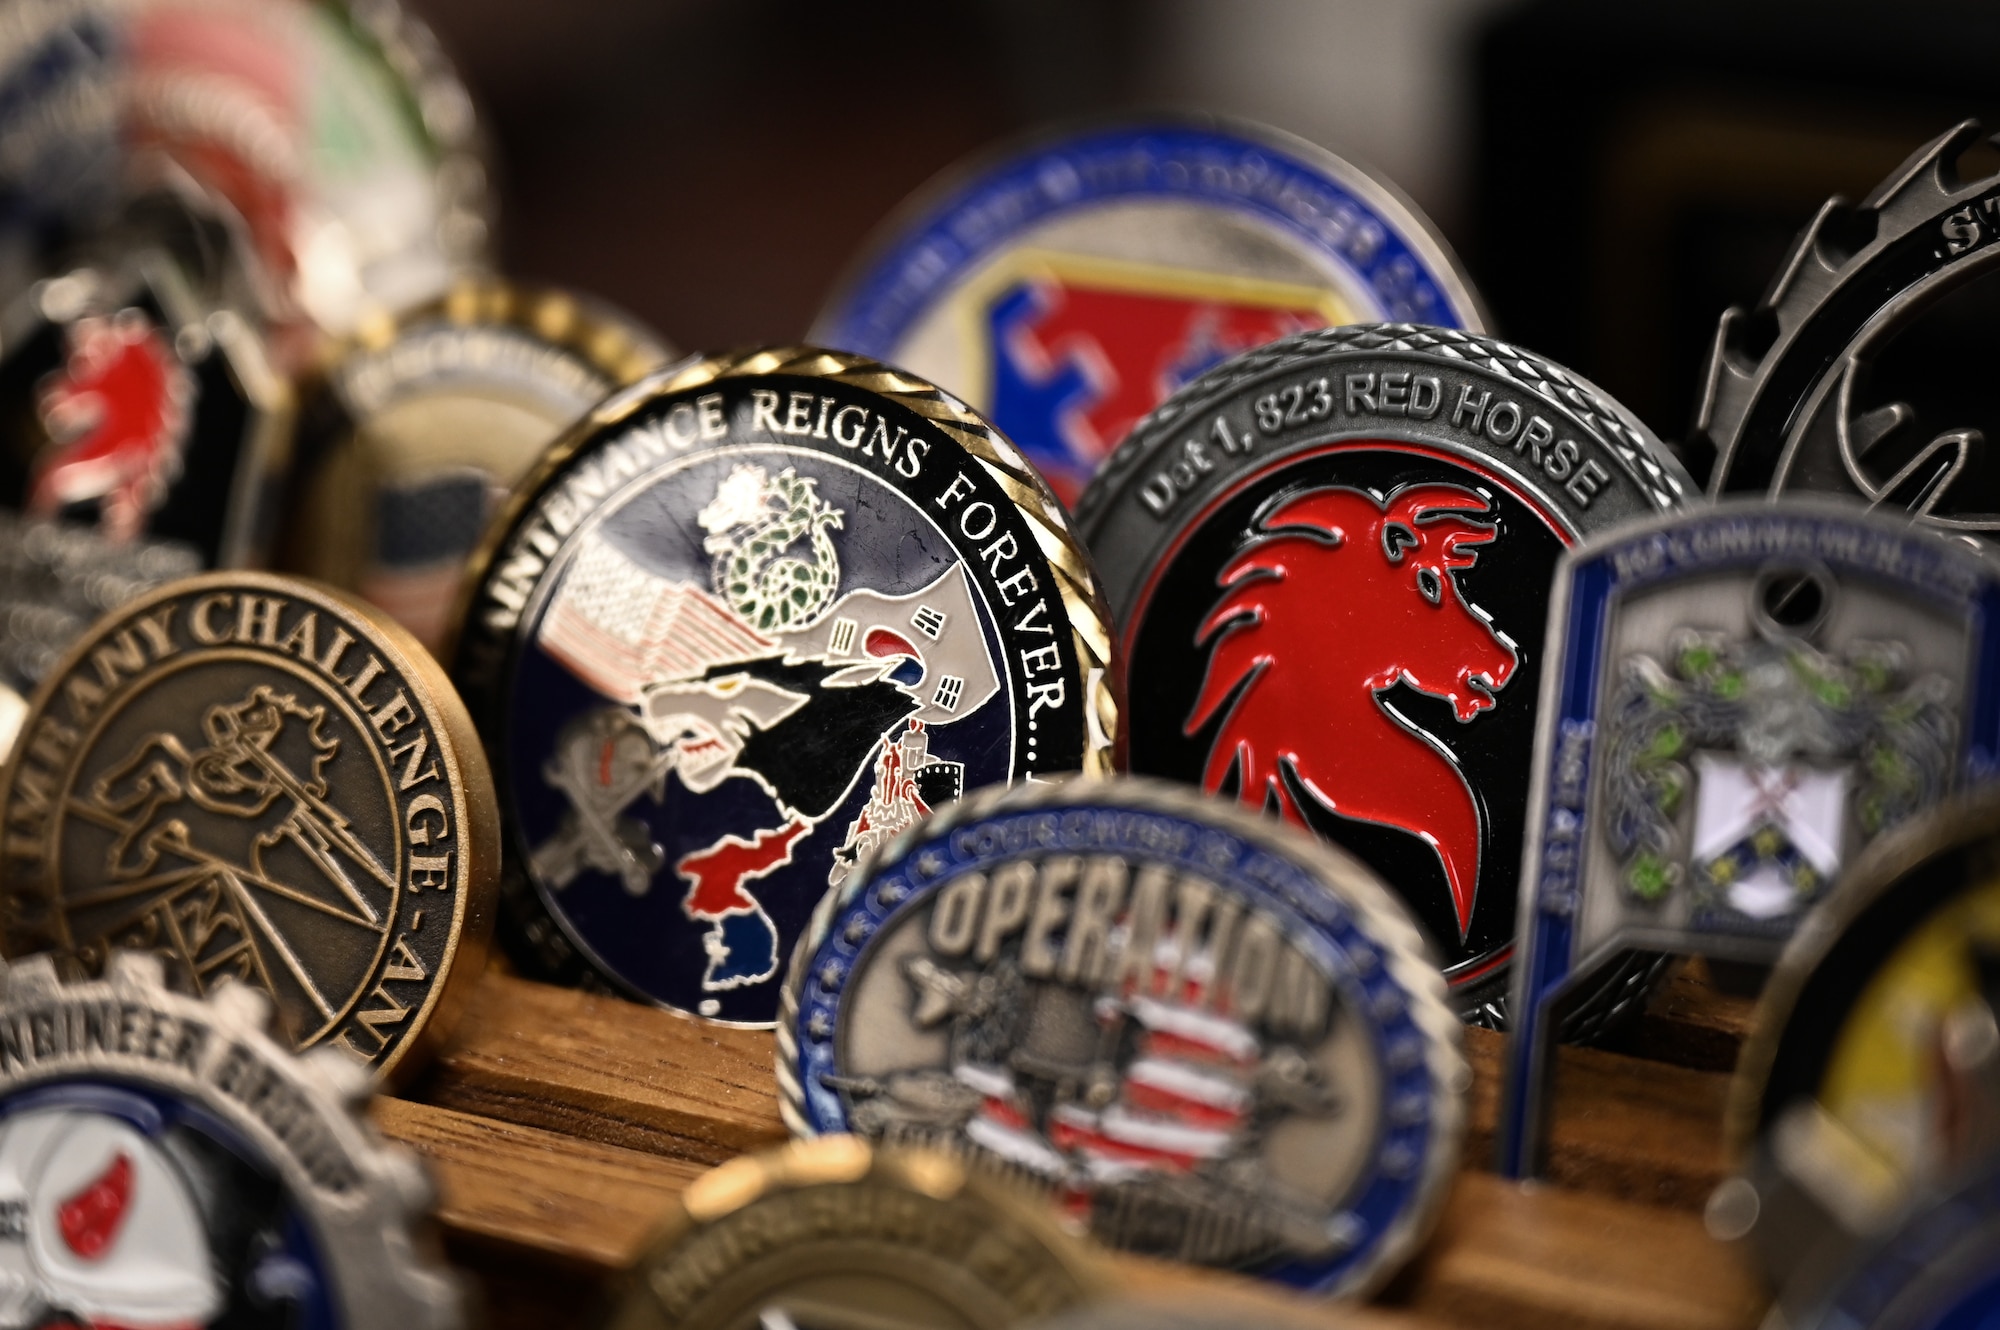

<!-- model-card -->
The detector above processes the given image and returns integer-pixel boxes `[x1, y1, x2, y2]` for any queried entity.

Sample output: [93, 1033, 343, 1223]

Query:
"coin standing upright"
[780, 776, 1466, 1297]
[0, 571, 498, 1081]
[288, 278, 671, 652]
[0, 951, 464, 1326]
[453, 347, 1115, 1026]
[1074, 324, 1693, 1023]
[813, 115, 1487, 501]
[1498, 500, 2000, 1180]
[600, 1137, 1101, 1330]
[1724, 792, 2000, 1292]
[1697, 120, 2000, 537]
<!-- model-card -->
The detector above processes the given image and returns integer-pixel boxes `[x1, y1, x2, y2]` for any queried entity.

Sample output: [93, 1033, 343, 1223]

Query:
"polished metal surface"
[0, 571, 499, 1082]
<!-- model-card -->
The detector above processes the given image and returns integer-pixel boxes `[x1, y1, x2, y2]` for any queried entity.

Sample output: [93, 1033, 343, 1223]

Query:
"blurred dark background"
[418, 0, 2000, 459]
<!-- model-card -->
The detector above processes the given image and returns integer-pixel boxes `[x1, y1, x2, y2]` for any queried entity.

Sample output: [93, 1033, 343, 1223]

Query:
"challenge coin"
[600, 1136, 1100, 1330]
[0, 511, 199, 703]
[812, 115, 1487, 503]
[1498, 500, 2000, 1180]
[1696, 119, 2000, 537]
[1723, 791, 2000, 1289]
[0, 950, 463, 1325]
[1753, 1158, 2000, 1330]
[121, 0, 492, 349]
[778, 776, 1466, 1297]
[0, 571, 499, 1080]
[288, 278, 671, 652]
[1072, 324, 1693, 1024]
[452, 347, 1117, 1025]
[0, 251, 293, 567]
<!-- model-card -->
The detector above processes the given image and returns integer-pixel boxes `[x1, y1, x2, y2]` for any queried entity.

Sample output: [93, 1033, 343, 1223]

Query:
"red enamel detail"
[675, 819, 810, 919]
[862, 628, 918, 659]
[57, 1151, 134, 1261]
[1011, 283, 1323, 465]
[1187, 484, 1518, 939]
[31, 312, 188, 542]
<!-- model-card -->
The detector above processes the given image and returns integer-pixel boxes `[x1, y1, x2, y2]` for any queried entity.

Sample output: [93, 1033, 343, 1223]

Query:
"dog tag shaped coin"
[0, 951, 462, 1326]
[1720, 792, 2000, 1293]
[1074, 325, 1693, 1024]
[600, 1136, 1100, 1330]
[779, 776, 1465, 1297]
[0, 572, 499, 1080]
[1697, 120, 2000, 538]
[453, 347, 1116, 1025]
[289, 279, 671, 652]
[812, 115, 1487, 503]
[1497, 500, 2000, 1180]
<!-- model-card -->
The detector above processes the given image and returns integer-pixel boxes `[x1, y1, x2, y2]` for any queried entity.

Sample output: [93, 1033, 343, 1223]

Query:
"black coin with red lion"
[1074, 325, 1695, 1023]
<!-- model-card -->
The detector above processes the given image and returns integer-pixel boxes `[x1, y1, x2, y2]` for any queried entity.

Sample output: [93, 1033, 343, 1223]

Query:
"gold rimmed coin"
[287, 278, 673, 652]
[600, 1136, 1103, 1330]
[0, 571, 498, 1082]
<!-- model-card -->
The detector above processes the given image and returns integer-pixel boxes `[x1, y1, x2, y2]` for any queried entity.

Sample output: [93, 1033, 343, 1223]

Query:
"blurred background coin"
[1726, 791, 2000, 1292]
[0, 950, 463, 1327]
[1073, 324, 1692, 1025]
[1752, 1159, 2000, 1330]
[0, 571, 498, 1081]
[285, 277, 670, 652]
[599, 1136, 1101, 1330]
[0, 249, 292, 566]
[0, 511, 199, 712]
[1695, 121, 2000, 538]
[453, 347, 1116, 1025]
[0, 0, 492, 370]
[781, 776, 1465, 1297]
[812, 115, 1486, 503]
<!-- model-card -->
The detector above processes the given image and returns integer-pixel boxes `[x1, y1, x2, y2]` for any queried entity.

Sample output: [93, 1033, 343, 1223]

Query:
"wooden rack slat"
[418, 972, 1735, 1215]
[384, 969, 1770, 1330]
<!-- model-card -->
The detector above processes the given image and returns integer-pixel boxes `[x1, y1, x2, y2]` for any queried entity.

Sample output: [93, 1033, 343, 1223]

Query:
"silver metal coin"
[1072, 324, 1693, 1025]
[451, 347, 1116, 1026]
[812, 114, 1487, 504]
[1498, 499, 2000, 1181]
[1696, 120, 2000, 536]
[0, 950, 462, 1326]
[778, 775, 1465, 1298]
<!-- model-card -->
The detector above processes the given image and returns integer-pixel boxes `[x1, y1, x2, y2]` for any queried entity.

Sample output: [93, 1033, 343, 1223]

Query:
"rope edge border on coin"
[457, 344, 1118, 776]
[777, 774, 1467, 1301]
[1073, 322, 1689, 535]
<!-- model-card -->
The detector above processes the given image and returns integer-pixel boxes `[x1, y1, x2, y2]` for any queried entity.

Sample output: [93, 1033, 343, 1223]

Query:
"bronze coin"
[0, 571, 497, 1081]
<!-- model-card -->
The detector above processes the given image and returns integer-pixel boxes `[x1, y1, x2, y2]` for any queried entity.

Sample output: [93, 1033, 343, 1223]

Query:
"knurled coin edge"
[454, 346, 1116, 760]
[1074, 322, 1691, 537]
[807, 110, 1492, 347]
[0, 950, 463, 1326]
[0, 570, 499, 1085]
[776, 774, 1467, 1300]
[622, 1135, 1105, 1320]
[1692, 119, 2000, 515]
[1724, 786, 2000, 1162]
[332, 274, 675, 388]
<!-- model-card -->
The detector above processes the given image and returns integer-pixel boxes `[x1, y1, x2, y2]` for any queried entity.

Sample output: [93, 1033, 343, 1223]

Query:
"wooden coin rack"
[382, 956, 1769, 1329]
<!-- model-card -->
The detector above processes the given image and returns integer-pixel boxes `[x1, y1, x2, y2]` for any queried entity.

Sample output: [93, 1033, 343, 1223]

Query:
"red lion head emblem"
[32, 309, 193, 542]
[1187, 483, 1519, 939]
